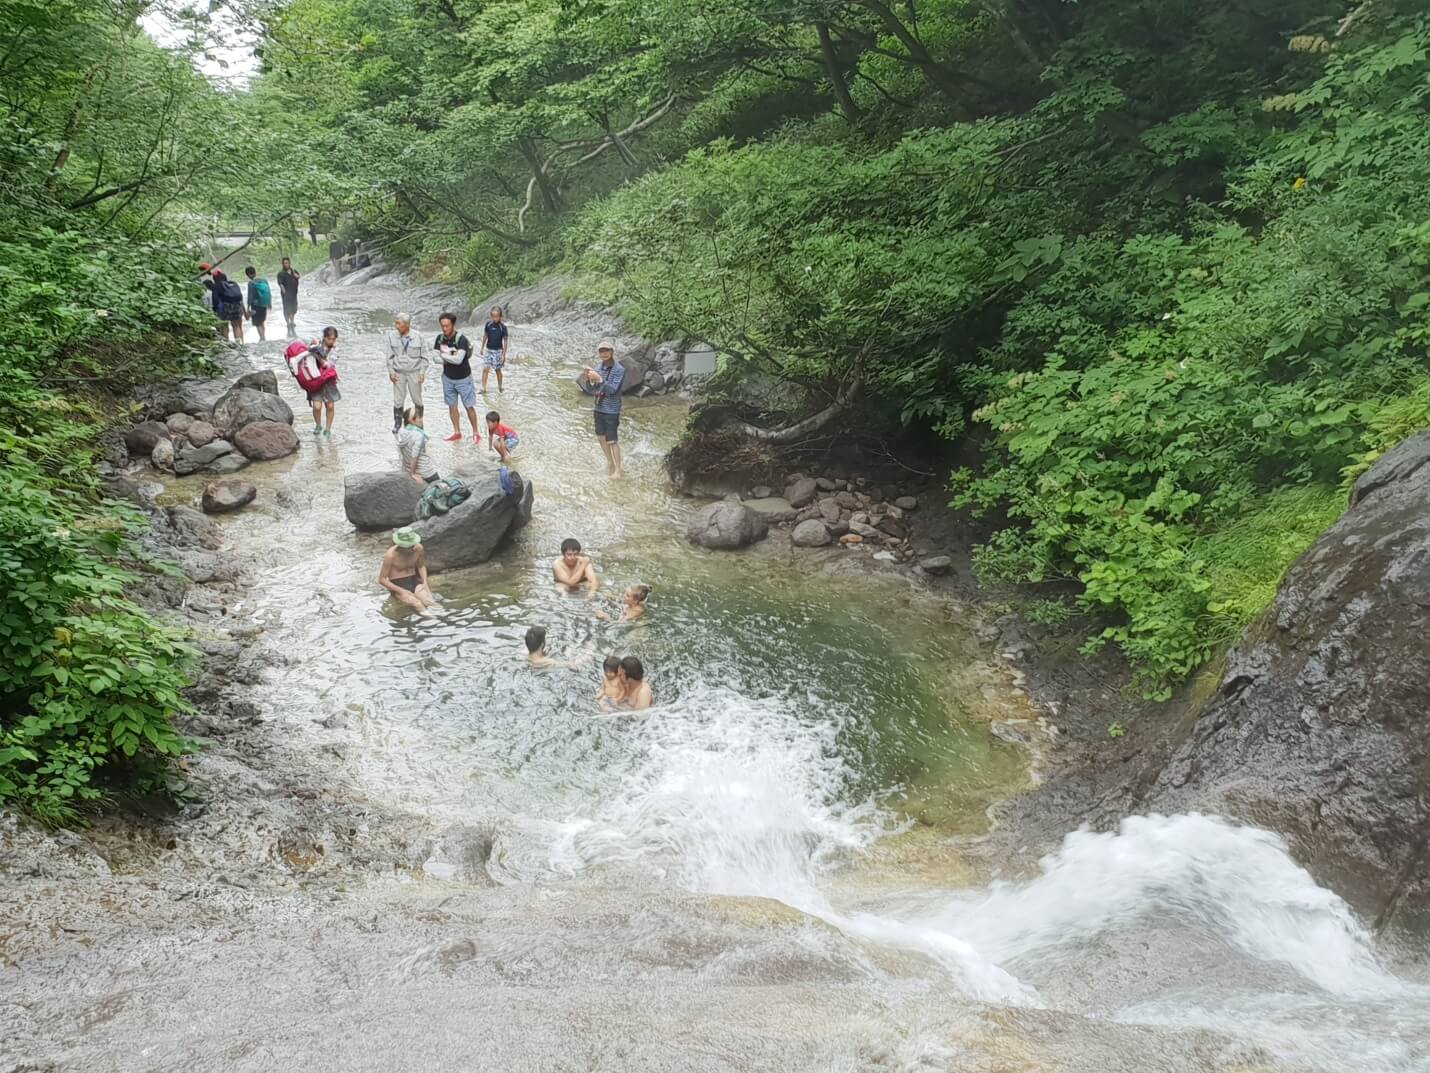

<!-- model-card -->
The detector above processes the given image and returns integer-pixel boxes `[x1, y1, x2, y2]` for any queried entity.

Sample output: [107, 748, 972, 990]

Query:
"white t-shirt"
[397, 426, 437, 479]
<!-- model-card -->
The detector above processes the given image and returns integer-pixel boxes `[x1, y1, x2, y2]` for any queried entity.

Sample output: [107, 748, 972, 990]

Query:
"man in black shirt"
[435, 312, 479, 441]
[276, 257, 300, 335]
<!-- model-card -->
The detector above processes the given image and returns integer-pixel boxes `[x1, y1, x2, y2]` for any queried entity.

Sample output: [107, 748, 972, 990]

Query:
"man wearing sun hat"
[580, 340, 625, 478]
[378, 526, 436, 612]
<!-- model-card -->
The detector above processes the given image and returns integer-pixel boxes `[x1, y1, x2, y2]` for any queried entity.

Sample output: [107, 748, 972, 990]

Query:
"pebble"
[872, 551, 897, 563]
[895, 496, 919, 511]
[839, 533, 863, 545]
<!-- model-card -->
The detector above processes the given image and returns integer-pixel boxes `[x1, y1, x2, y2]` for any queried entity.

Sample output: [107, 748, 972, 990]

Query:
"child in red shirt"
[485, 410, 520, 461]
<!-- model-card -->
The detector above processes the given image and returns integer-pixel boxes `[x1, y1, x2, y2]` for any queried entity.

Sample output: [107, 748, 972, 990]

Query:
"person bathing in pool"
[525, 626, 593, 669]
[379, 527, 436, 613]
[595, 655, 623, 709]
[617, 656, 653, 710]
[553, 538, 599, 593]
[595, 584, 651, 623]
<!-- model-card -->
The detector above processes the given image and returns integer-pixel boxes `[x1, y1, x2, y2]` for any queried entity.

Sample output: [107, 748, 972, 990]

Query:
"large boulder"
[785, 477, 819, 508]
[201, 479, 257, 514]
[1144, 431, 1430, 929]
[791, 520, 832, 548]
[234, 420, 299, 461]
[686, 502, 769, 550]
[416, 476, 530, 572]
[173, 440, 234, 476]
[344, 472, 424, 531]
[233, 369, 278, 395]
[186, 420, 219, 448]
[140, 378, 230, 419]
[620, 354, 649, 396]
[125, 422, 170, 457]
[210, 387, 293, 436]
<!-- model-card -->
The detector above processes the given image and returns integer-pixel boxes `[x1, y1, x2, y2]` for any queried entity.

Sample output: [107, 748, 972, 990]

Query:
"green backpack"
[416, 477, 471, 520]
[253, 278, 272, 307]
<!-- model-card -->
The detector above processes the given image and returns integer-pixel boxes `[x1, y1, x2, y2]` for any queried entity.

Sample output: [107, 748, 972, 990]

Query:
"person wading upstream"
[300, 327, 341, 436]
[386, 313, 428, 434]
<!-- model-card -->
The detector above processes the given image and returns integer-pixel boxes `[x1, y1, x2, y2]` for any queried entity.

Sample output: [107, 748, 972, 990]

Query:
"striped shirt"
[594, 361, 625, 414]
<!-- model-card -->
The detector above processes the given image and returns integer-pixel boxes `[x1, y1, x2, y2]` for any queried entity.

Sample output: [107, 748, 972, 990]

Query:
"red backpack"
[285, 341, 337, 392]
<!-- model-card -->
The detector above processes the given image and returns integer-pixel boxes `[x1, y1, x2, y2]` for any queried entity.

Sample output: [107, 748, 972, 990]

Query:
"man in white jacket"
[386, 313, 429, 433]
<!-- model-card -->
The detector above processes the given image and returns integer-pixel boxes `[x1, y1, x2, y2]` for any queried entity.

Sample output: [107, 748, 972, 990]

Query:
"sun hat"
[393, 527, 420, 548]
[597, 339, 615, 352]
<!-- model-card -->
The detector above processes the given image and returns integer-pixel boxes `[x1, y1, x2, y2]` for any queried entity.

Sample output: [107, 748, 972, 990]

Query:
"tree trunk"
[854, 0, 971, 117]
[517, 137, 563, 212]
[816, 22, 863, 123]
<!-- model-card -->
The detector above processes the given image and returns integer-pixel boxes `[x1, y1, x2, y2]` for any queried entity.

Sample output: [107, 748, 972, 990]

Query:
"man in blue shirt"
[581, 340, 625, 478]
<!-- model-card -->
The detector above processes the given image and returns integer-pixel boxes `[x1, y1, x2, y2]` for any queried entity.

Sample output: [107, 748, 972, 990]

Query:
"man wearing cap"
[581, 341, 625, 478]
[386, 313, 429, 434]
[378, 526, 436, 613]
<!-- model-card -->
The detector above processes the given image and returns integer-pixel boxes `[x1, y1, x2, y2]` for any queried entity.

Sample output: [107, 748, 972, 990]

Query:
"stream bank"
[3, 275, 1426, 1072]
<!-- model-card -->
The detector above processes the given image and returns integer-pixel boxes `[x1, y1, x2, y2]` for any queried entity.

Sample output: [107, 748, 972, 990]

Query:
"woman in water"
[595, 584, 652, 623]
[303, 326, 342, 436]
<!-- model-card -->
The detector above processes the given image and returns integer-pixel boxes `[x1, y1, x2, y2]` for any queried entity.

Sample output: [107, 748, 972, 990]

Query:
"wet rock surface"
[344, 471, 423, 530]
[202, 479, 258, 514]
[686, 501, 770, 549]
[234, 419, 300, 461]
[415, 477, 530, 572]
[211, 386, 295, 435]
[1143, 431, 1430, 928]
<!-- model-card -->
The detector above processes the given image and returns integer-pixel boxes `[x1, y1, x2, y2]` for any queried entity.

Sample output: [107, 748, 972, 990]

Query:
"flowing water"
[4, 278, 1428, 1071]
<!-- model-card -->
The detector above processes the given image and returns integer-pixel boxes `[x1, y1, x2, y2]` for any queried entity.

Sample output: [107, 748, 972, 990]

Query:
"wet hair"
[486, 410, 501, 424]
[561, 538, 581, 554]
[439, 311, 457, 327]
[244, 265, 256, 277]
[628, 584, 652, 604]
[619, 656, 644, 682]
[403, 406, 421, 424]
[603, 655, 621, 676]
[525, 626, 546, 654]
[322, 326, 338, 341]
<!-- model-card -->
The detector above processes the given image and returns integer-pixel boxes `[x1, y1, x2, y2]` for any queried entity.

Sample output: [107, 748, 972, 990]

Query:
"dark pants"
[594, 410, 621, 442]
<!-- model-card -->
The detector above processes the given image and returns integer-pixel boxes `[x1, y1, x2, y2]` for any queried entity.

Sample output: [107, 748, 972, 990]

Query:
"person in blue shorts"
[481, 305, 509, 394]
[581, 340, 625, 478]
[435, 312, 479, 441]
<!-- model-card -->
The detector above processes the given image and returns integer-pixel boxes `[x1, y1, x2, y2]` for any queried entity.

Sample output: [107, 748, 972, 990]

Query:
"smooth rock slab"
[174, 440, 234, 476]
[686, 502, 769, 550]
[234, 420, 299, 461]
[205, 453, 250, 476]
[202, 479, 257, 514]
[344, 472, 424, 531]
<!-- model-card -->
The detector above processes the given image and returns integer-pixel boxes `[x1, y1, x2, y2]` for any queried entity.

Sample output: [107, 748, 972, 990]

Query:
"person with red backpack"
[286, 327, 341, 436]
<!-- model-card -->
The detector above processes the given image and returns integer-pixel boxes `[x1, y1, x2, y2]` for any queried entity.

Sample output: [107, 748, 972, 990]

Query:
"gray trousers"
[391, 371, 424, 411]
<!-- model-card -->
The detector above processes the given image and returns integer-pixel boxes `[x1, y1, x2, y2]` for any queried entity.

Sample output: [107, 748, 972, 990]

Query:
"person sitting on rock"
[617, 656, 653, 710]
[596, 655, 623, 708]
[485, 410, 520, 462]
[379, 527, 436, 613]
[554, 538, 599, 593]
[397, 406, 440, 485]
[595, 584, 651, 623]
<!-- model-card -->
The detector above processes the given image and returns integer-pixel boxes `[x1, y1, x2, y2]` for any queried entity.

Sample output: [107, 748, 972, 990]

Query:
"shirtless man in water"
[553, 537, 599, 593]
[379, 527, 436, 612]
[617, 656, 653, 710]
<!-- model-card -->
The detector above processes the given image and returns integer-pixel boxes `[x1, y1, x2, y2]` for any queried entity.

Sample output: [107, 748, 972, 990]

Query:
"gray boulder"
[416, 477, 529, 572]
[187, 420, 219, 448]
[233, 369, 279, 395]
[202, 479, 257, 514]
[205, 453, 250, 476]
[142, 378, 230, 419]
[644, 369, 667, 394]
[512, 472, 534, 529]
[895, 495, 919, 511]
[234, 420, 299, 461]
[791, 520, 832, 548]
[166, 413, 195, 436]
[1143, 430, 1430, 929]
[785, 477, 819, 508]
[919, 555, 952, 575]
[126, 422, 170, 457]
[210, 387, 294, 436]
[818, 499, 842, 525]
[344, 472, 423, 531]
[150, 438, 175, 473]
[620, 354, 650, 396]
[686, 502, 769, 550]
[174, 440, 234, 476]
[651, 340, 683, 377]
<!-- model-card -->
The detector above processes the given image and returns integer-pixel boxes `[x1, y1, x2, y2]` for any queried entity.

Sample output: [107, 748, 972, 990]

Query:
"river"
[2, 277, 1427, 1071]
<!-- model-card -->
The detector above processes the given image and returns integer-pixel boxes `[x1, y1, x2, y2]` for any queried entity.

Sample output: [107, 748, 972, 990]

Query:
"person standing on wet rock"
[386, 312, 429, 434]
[581, 341, 625, 479]
[435, 312, 479, 442]
[481, 305, 510, 394]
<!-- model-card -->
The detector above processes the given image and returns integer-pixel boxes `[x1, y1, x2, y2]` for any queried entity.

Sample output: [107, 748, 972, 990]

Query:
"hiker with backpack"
[204, 267, 246, 342]
[243, 265, 273, 341]
[286, 328, 341, 437]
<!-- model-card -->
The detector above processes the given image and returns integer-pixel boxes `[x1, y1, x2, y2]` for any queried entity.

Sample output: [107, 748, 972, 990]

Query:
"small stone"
[815, 477, 838, 492]
[884, 504, 904, 520]
[202, 479, 257, 514]
[872, 551, 897, 562]
[851, 511, 870, 526]
[818, 499, 841, 525]
[835, 491, 860, 510]
[126, 421, 170, 457]
[855, 477, 868, 488]
[186, 420, 219, 447]
[895, 496, 919, 511]
[877, 517, 908, 539]
[834, 479, 849, 490]
[839, 533, 863, 545]
[791, 519, 832, 547]
[920, 555, 953, 575]
[166, 413, 195, 436]
[150, 438, 176, 473]
[751, 485, 772, 499]
[849, 521, 881, 540]
[991, 722, 1030, 745]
